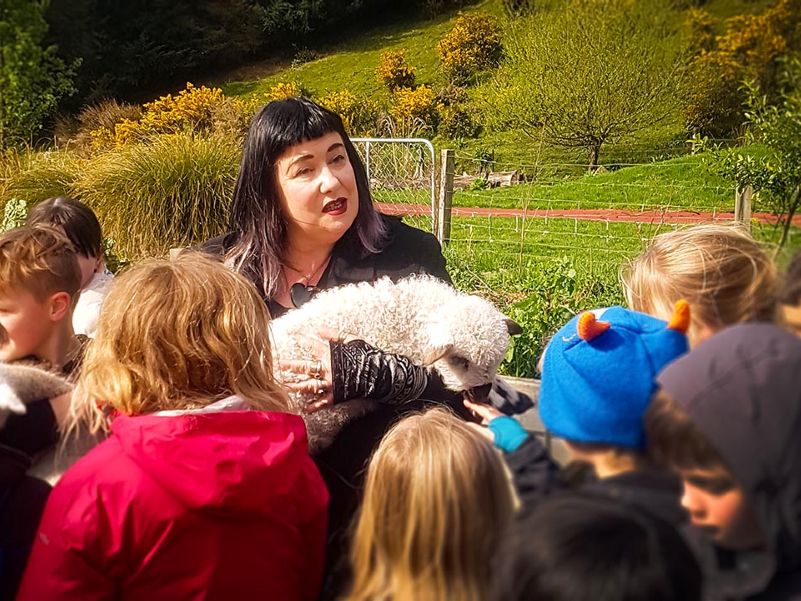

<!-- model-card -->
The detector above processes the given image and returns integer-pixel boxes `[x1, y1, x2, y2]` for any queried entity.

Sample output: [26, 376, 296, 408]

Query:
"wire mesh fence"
[351, 138, 436, 233]
[349, 139, 799, 377]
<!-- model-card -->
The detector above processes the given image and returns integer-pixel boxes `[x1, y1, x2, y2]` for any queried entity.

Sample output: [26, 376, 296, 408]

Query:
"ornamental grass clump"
[73, 132, 239, 259]
[0, 148, 83, 205]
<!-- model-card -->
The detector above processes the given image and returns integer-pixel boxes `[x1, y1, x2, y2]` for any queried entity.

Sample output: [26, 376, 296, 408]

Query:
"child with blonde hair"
[345, 407, 517, 601]
[622, 223, 778, 346]
[17, 253, 329, 601]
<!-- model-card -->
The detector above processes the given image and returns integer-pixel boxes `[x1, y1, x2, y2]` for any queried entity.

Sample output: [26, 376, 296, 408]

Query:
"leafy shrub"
[684, 0, 801, 136]
[0, 0, 76, 148]
[73, 132, 239, 259]
[684, 51, 745, 137]
[685, 8, 716, 55]
[389, 85, 440, 133]
[318, 90, 380, 135]
[376, 50, 416, 91]
[89, 83, 237, 148]
[1, 198, 27, 232]
[438, 104, 479, 139]
[437, 13, 503, 84]
[435, 84, 479, 139]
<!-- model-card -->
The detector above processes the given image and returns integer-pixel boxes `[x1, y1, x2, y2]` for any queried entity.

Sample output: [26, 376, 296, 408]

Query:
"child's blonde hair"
[71, 252, 288, 433]
[622, 224, 777, 345]
[346, 408, 517, 601]
[0, 225, 80, 301]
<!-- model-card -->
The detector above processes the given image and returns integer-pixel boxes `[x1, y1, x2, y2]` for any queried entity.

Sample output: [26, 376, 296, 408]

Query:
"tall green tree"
[0, 0, 75, 147]
[490, 0, 687, 169]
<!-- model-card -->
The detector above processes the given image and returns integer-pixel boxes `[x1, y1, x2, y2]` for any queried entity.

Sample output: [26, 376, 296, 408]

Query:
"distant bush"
[73, 132, 239, 259]
[262, 81, 308, 103]
[318, 90, 380, 135]
[437, 13, 503, 84]
[86, 84, 251, 149]
[291, 47, 319, 68]
[389, 85, 440, 134]
[68, 99, 142, 152]
[435, 85, 479, 139]
[684, 52, 745, 137]
[376, 50, 416, 91]
[683, 0, 801, 136]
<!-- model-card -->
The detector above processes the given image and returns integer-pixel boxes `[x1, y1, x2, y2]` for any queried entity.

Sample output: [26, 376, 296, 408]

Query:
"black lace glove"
[330, 339, 428, 405]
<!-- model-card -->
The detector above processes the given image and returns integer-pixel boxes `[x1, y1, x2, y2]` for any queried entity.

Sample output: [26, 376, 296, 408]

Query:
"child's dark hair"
[492, 493, 702, 601]
[26, 196, 102, 259]
[645, 391, 729, 472]
[782, 250, 801, 306]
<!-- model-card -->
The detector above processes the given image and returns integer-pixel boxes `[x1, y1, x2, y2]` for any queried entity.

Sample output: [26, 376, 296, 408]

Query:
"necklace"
[282, 253, 332, 286]
[282, 254, 332, 308]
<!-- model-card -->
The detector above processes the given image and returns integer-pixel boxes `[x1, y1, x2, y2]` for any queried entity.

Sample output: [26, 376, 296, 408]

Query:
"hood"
[111, 400, 312, 517]
[657, 323, 801, 571]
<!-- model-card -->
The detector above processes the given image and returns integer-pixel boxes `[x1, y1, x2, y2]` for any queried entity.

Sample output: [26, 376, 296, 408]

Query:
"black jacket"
[505, 433, 686, 527]
[659, 324, 801, 601]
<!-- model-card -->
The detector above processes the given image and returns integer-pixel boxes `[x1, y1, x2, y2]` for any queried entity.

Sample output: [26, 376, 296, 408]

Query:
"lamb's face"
[423, 295, 516, 395]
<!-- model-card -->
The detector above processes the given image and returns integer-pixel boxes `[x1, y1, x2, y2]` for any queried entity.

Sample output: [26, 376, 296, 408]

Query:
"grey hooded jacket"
[658, 323, 801, 601]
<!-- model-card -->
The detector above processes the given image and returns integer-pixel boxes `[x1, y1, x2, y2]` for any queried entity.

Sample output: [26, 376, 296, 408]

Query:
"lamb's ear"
[423, 343, 454, 366]
[504, 317, 523, 336]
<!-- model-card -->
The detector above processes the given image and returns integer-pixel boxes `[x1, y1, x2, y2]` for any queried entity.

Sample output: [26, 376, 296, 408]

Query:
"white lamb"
[270, 274, 519, 453]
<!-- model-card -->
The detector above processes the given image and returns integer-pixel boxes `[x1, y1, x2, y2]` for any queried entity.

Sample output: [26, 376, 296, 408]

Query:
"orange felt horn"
[667, 299, 691, 333]
[577, 311, 611, 341]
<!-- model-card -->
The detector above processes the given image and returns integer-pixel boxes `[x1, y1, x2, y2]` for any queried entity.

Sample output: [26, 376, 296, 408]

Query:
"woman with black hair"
[203, 97, 469, 596]
[204, 96, 449, 317]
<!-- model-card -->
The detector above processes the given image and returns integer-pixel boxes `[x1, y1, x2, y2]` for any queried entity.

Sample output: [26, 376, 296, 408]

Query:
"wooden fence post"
[437, 149, 454, 245]
[735, 184, 753, 230]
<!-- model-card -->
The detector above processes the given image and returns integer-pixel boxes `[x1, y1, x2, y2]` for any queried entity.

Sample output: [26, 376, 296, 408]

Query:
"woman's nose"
[318, 165, 340, 194]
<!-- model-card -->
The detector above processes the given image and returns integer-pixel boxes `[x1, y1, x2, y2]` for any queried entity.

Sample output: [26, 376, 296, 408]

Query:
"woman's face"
[274, 131, 359, 247]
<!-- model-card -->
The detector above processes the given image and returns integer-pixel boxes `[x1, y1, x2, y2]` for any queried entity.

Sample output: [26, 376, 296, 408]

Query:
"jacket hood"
[657, 323, 801, 572]
[111, 399, 311, 517]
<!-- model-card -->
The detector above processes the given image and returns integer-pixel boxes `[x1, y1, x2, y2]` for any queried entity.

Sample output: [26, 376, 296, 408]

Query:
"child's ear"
[47, 291, 73, 322]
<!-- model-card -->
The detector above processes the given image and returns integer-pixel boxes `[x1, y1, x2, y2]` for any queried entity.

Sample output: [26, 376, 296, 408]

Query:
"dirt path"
[376, 203, 801, 227]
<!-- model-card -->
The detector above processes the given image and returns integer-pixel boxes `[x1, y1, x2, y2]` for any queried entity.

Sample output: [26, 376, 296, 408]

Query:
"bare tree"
[491, 0, 687, 169]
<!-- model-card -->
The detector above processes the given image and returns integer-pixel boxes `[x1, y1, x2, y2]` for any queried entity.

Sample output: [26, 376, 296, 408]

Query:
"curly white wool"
[270, 274, 514, 452]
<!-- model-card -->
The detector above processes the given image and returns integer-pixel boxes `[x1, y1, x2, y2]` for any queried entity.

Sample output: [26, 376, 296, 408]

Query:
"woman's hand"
[280, 330, 339, 414]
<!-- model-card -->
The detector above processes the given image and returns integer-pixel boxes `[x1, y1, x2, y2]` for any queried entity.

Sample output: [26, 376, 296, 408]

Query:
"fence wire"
[347, 140, 798, 377]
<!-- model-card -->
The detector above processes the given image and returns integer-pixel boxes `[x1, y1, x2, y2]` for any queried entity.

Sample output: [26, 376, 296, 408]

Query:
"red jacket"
[17, 406, 328, 601]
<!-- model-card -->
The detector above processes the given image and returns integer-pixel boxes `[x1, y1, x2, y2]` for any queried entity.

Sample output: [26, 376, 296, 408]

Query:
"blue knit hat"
[539, 304, 690, 449]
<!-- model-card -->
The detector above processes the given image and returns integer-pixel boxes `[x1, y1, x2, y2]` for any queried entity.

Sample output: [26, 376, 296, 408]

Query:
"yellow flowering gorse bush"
[437, 13, 503, 84]
[263, 81, 304, 103]
[376, 50, 416, 91]
[389, 85, 439, 132]
[318, 90, 380, 135]
[90, 83, 233, 148]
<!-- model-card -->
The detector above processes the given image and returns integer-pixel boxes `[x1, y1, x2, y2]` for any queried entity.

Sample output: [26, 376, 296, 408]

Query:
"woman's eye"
[332, 154, 346, 164]
[295, 167, 312, 177]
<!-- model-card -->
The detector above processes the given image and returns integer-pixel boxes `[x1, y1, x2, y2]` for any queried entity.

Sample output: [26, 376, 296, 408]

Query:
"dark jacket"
[505, 433, 686, 527]
[0, 363, 70, 600]
[658, 323, 801, 601]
